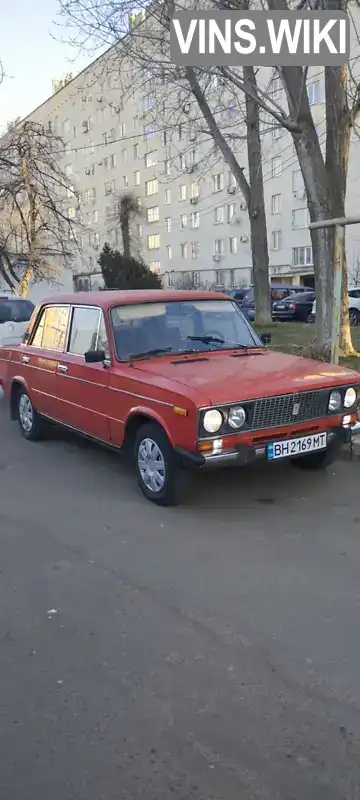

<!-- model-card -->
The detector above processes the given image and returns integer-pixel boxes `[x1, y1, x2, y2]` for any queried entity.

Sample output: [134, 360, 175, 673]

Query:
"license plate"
[267, 432, 327, 461]
[276, 304, 285, 309]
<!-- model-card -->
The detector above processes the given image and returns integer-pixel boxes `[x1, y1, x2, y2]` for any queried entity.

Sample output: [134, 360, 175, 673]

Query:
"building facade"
[4, 15, 360, 303]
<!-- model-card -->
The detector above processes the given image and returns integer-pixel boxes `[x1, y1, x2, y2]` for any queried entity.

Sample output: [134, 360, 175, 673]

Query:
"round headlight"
[228, 405, 246, 429]
[203, 409, 223, 433]
[344, 387, 357, 408]
[328, 390, 342, 412]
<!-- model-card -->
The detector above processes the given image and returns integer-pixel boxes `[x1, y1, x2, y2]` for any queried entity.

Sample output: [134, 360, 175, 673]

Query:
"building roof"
[41, 289, 229, 308]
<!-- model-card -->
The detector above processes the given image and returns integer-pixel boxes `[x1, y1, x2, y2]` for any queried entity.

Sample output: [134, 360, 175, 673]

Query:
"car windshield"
[0, 299, 34, 323]
[110, 299, 261, 360]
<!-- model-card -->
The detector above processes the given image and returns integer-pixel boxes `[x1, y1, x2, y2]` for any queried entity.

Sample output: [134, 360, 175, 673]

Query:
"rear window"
[0, 298, 34, 323]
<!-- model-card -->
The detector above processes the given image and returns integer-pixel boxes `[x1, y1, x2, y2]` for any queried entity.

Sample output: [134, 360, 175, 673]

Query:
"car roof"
[40, 289, 230, 309]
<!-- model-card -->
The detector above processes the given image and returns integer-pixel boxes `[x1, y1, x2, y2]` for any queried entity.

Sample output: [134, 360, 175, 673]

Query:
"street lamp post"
[309, 216, 360, 365]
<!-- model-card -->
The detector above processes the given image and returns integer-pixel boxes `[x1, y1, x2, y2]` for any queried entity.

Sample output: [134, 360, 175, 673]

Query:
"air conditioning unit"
[213, 254, 221, 262]
[189, 132, 196, 141]
[294, 189, 306, 199]
[239, 202, 247, 210]
[227, 186, 236, 195]
[186, 165, 196, 173]
[96, 96, 103, 103]
[183, 103, 191, 114]
[240, 235, 249, 243]
[85, 168, 91, 175]
[97, 159, 103, 166]
[233, 216, 241, 224]
[190, 197, 198, 205]
[82, 121, 89, 133]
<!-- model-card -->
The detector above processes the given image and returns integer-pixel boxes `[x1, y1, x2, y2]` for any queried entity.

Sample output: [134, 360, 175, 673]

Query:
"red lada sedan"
[0, 289, 359, 505]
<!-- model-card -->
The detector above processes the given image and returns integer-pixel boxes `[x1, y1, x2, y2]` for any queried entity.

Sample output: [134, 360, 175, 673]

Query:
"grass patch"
[255, 322, 360, 372]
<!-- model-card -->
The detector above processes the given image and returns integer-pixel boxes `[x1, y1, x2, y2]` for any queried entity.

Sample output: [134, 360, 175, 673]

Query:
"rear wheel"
[17, 388, 45, 441]
[349, 308, 360, 325]
[134, 422, 188, 506]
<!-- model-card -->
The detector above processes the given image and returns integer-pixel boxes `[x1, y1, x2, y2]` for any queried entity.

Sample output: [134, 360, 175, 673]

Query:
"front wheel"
[134, 422, 188, 506]
[17, 388, 45, 441]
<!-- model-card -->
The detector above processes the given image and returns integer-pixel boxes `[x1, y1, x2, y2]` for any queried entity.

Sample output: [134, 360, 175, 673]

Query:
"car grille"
[250, 390, 329, 430]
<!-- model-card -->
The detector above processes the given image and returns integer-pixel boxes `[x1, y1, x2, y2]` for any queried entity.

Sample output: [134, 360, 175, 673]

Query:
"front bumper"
[175, 425, 352, 469]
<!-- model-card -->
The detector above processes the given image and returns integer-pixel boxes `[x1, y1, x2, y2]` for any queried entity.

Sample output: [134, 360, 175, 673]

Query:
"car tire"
[134, 422, 188, 506]
[17, 388, 45, 441]
[349, 308, 360, 326]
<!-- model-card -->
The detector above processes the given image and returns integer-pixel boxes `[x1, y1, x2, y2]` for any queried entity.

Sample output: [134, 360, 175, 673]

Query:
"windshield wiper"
[186, 335, 256, 350]
[129, 347, 173, 361]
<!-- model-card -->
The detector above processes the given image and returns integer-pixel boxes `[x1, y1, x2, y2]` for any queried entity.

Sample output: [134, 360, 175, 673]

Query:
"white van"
[0, 295, 35, 347]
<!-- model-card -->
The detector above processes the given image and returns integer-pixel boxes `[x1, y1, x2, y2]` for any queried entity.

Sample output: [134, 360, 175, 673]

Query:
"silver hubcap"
[19, 394, 33, 433]
[138, 437, 166, 493]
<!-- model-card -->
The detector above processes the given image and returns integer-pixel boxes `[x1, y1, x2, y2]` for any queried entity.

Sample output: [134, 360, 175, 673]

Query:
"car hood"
[134, 349, 360, 406]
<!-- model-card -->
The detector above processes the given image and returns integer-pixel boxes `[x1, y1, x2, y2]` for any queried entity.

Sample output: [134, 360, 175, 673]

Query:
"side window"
[31, 305, 70, 350]
[68, 306, 109, 356]
[349, 289, 360, 299]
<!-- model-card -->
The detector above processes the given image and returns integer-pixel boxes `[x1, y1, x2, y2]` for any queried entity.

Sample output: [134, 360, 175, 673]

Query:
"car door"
[54, 304, 111, 442]
[23, 304, 71, 420]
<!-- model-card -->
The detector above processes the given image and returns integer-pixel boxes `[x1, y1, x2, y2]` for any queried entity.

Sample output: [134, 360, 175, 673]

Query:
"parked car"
[241, 285, 309, 321]
[0, 289, 359, 506]
[311, 287, 360, 325]
[272, 291, 316, 322]
[0, 295, 35, 347]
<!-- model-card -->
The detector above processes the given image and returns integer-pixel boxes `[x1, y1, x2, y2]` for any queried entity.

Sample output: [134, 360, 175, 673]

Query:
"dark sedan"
[272, 291, 316, 322]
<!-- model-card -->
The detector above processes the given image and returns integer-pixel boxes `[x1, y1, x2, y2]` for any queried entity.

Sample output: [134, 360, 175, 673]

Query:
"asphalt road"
[1, 392, 360, 800]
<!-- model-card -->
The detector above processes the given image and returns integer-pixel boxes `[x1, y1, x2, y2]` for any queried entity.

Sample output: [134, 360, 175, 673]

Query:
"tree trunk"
[325, 54, 354, 355]
[120, 216, 131, 259]
[244, 66, 271, 326]
[185, 67, 272, 324]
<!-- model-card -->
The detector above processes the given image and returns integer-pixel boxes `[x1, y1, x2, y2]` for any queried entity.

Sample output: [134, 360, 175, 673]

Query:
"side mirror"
[84, 348, 106, 363]
[260, 333, 271, 345]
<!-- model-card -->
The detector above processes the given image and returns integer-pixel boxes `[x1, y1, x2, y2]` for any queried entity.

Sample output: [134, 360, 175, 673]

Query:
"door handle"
[22, 355, 30, 363]
[57, 364, 68, 373]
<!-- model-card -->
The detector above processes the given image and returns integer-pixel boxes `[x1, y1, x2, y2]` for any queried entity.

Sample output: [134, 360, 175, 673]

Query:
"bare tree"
[0, 120, 80, 295]
[349, 251, 360, 287]
[57, 0, 272, 324]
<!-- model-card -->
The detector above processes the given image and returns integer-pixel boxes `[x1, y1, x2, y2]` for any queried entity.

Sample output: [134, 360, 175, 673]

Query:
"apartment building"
[4, 15, 360, 302]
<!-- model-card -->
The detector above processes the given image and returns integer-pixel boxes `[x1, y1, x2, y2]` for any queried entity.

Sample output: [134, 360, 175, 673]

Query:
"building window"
[134, 170, 140, 186]
[272, 126, 282, 140]
[270, 74, 282, 100]
[123, 175, 129, 189]
[213, 173, 224, 192]
[134, 143, 139, 159]
[215, 270, 226, 285]
[165, 188, 171, 204]
[147, 234, 160, 250]
[193, 271, 200, 286]
[179, 184, 187, 201]
[271, 157, 282, 177]
[293, 246, 313, 267]
[214, 239, 224, 255]
[228, 171, 236, 189]
[181, 243, 188, 259]
[104, 179, 116, 195]
[165, 217, 172, 232]
[214, 206, 224, 224]
[292, 169, 304, 192]
[143, 122, 155, 140]
[229, 237, 237, 254]
[180, 153, 186, 170]
[190, 181, 199, 198]
[145, 179, 158, 196]
[292, 208, 310, 229]
[149, 260, 161, 274]
[67, 206, 76, 219]
[271, 230, 282, 250]
[191, 242, 200, 259]
[119, 123, 126, 137]
[271, 194, 281, 214]
[145, 150, 157, 167]
[180, 214, 187, 230]
[191, 211, 199, 228]
[147, 206, 160, 223]
[178, 123, 184, 139]
[307, 80, 321, 105]
[227, 203, 236, 222]
[167, 245, 173, 259]
[64, 163, 73, 177]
